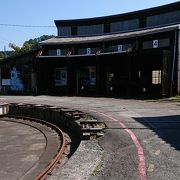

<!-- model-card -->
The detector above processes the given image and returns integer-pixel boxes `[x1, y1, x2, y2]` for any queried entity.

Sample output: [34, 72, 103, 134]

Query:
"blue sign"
[10, 67, 24, 91]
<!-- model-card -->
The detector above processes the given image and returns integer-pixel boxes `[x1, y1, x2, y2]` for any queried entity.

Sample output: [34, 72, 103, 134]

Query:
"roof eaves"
[39, 24, 180, 46]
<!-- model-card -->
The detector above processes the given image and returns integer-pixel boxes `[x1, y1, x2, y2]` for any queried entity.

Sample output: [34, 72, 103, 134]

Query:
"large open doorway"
[137, 50, 172, 97]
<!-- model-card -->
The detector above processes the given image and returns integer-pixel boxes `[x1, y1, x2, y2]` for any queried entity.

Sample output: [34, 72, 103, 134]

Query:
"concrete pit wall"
[0, 104, 9, 115]
[2, 103, 82, 156]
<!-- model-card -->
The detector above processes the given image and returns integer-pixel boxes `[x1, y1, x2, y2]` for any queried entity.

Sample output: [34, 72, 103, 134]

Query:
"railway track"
[7, 103, 106, 140]
[0, 103, 106, 179]
[0, 115, 69, 180]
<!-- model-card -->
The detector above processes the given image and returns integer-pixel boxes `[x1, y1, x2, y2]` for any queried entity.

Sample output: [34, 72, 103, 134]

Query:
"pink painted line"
[92, 110, 147, 180]
[119, 122, 147, 180]
[90, 110, 118, 122]
[98, 112, 118, 122]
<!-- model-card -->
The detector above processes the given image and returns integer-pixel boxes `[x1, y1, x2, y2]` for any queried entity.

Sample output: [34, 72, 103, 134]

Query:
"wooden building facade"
[0, 50, 39, 95]
[1, 2, 180, 97]
[38, 2, 180, 97]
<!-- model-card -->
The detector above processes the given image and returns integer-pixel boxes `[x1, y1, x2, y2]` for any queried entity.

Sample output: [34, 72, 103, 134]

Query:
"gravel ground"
[49, 140, 104, 180]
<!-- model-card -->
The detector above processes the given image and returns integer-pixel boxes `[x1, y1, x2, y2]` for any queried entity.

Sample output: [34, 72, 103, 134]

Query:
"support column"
[162, 50, 171, 97]
[0, 66, 1, 93]
[96, 56, 100, 96]
[177, 30, 180, 95]
[96, 55, 106, 96]
[31, 72, 37, 95]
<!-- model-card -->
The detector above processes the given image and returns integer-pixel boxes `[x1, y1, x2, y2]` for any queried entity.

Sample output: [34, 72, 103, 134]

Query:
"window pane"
[152, 70, 161, 85]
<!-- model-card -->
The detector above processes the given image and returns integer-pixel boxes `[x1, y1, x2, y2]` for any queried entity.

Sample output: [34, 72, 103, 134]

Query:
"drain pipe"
[170, 29, 178, 97]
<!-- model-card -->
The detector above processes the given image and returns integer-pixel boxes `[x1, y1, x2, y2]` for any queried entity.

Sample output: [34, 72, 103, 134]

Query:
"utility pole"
[4, 46, 7, 58]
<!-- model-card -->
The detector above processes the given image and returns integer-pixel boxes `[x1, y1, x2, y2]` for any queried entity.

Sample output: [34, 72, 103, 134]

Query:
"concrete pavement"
[0, 118, 46, 180]
[0, 96, 180, 180]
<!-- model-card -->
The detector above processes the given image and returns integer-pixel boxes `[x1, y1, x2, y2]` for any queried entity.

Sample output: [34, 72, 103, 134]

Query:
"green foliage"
[9, 43, 22, 54]
[23, 35, 54, 49]
[0, 51, 5, 58]
[0, 51, 13, 58]
[9, 35, 54, 55]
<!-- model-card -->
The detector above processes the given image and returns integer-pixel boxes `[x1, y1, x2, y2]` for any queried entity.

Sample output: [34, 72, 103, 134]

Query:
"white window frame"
[55, 67, 67, 86]
[152, 70, 161, 85]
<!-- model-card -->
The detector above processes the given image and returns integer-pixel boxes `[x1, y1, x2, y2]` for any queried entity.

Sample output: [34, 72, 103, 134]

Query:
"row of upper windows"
[58, 19, 139, 36]
[57, 10, 180, 37]
[46, 38, 170, 56]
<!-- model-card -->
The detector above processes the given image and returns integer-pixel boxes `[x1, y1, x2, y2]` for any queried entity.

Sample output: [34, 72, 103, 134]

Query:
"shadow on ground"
[134, 115, 180, 150]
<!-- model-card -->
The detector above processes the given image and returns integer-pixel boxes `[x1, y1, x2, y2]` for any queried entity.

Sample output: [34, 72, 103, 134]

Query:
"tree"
[9, 35, 54, 55]
[0, 51, 5, 58]
[8, 43, 22, 54]
[23, 35, 54, 49]
[0, 51, 13, 58]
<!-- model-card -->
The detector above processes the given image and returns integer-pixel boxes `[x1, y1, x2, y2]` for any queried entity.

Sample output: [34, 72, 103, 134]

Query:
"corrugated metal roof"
[54, 2, 180, 26]
[0, 49, 40, 63]
[40, 24, 180, 45]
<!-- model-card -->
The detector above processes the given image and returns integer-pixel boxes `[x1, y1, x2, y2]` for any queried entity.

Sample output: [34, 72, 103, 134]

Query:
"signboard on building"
[117, 45, 123, 52]
[10, 67, 24, 91]
[153, 40, 159, 48]
[86, 48, 91, 55]
[84, 66, 96, 86]
[55, 68, 67, 86]
[2, 79, 11, 86]
[57, 49, 61, 56]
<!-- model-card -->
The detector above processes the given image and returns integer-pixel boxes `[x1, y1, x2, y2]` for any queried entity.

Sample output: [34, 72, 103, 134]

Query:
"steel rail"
[1, 114, 66, 180]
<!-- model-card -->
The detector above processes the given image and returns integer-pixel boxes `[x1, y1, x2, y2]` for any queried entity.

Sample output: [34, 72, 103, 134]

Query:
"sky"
[0, 0, 178, 51]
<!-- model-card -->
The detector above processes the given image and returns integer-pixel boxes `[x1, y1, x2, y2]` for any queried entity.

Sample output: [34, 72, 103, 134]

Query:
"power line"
[0, 23, 56, 28]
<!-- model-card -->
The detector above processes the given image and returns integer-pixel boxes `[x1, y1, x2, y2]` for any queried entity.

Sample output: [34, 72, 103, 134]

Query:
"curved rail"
[2, 114, 67, 180]
[34, 121, 66, 180]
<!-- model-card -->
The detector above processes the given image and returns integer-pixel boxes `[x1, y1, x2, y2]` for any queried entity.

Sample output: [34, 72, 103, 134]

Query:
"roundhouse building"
[0, 50, 39, 95]
[38, 2, 180, 97]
